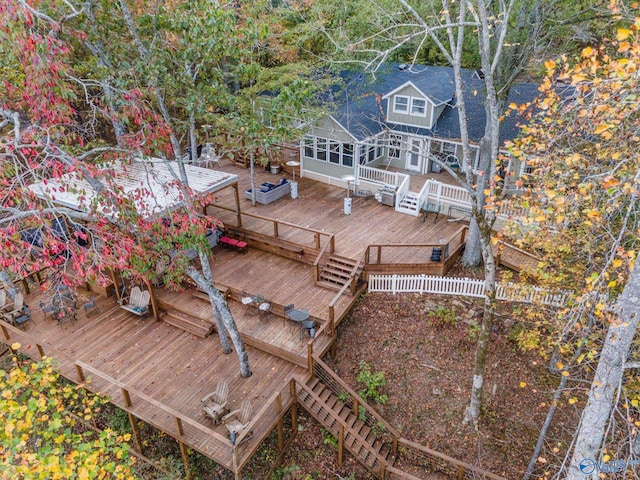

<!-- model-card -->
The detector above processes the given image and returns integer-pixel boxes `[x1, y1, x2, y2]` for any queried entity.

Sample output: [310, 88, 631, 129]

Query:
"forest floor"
[277, 265, 578, 480]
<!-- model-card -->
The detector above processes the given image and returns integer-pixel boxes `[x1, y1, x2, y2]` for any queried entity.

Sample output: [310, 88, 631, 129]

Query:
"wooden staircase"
[161, 309, 215, 338]
[317, 255, 362, 292]
[296, 377, 394, 476]
[397, 191, 421, 216]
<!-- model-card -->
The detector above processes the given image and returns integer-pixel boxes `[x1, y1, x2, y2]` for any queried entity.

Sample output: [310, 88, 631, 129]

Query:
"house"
[300, 64, 541, 215]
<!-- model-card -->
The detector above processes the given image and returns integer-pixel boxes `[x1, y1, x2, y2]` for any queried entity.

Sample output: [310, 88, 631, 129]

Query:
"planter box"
[245, 181, 291, 205]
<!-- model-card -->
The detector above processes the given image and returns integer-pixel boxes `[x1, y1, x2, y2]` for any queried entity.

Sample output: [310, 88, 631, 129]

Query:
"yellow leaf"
[594, 124, 611, 135]
[608, 281, 617, 288]
[613, 258, 623, 268]
[632, 399, 639, 407]
[10, 342, 20, 350]
[603, 454, 611, 462]
[617, 28, 632, 41]
[544, 60, 556, 70]
[568, 397, 577, 404]
[581, 46, 594, 57]
[519, 382, 527, 388]
[562, 371, 570, 377]
[556, 362, 564, 369]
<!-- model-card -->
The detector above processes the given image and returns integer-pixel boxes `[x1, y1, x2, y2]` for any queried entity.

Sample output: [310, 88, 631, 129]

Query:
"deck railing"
[0, 322, 236, 469]
[357, 164, 399, 187]
[208, 206, 335, 253]
[312, 357, 399, 454]
[368, 274, 570, 307]
[386, 438, 507, 480]
[394, 173, 411, 210]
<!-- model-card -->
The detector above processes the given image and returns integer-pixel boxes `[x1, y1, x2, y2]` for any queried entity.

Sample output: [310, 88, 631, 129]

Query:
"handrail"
[312, 235, 334, 283]
[396, 437, 508, 480]
[312, 356, 400, 440]
[234, 390, 281, 448]
[394, 173, 410, 210]
[348, 257, 363, 295]
[327, 281, 351, 332]
[295, 380, 389, 470]
[77, 361, 231, 445]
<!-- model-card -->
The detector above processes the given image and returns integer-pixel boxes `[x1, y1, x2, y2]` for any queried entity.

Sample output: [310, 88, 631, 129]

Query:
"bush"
[357, 361, 388, 405]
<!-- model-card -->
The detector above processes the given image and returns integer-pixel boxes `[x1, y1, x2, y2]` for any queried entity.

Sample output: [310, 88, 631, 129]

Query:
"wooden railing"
[312, 357, 399, 453]
[312, 235, 335, 283]
[387, 438, 507, 480]
[208, 206, 335, 253]
[0, 322, 236, 469]
[348, 258, 363, 295]
[327, 281, 352, 334]
[295, 379, 390, 478]
[357, 164, 399, 187]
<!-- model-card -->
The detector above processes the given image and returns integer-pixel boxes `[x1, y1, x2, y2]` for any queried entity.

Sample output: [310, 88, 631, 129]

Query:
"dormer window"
[393, 95, 409, 113]
[411, 98, 426, 116]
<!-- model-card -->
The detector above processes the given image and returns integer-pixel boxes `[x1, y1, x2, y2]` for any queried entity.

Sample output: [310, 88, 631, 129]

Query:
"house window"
[393, 95, 409, 113]
[316, 138, 327, 161]
[389, 134, 402, 158]
[411, 98, 426, 116]
[343, 143, 353, 167]
[303, 135, 314, 158]
[329, 141, 341, 164]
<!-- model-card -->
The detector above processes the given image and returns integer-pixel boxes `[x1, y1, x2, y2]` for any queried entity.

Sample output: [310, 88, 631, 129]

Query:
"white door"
[406, 137, 423, 172]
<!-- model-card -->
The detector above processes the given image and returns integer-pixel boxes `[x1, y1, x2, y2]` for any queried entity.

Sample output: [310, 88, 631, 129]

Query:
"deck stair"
[317, 255, 362, 292]
[161, 309, 215, 338]
[296, 377, 394, 476]
[396, 191, 421, 216]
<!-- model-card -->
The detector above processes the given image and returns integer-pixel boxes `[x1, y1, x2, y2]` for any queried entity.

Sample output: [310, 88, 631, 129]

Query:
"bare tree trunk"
[566, 266, 640, 479]
[198, 252, 232, 354]
[187, 257, 252, 378]
[189, 110, 198, 164]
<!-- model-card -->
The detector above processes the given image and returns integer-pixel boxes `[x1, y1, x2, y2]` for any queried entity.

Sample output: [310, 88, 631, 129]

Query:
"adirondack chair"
[120, 286, 151, 316]
[201, 381, 230, 425]
[3, 292, 29, 326]
[222, 400, 253, 446]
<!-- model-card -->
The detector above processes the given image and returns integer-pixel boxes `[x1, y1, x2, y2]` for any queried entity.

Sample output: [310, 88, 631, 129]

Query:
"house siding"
[386, 84, 433, 128]
[307, 116, 354, 143]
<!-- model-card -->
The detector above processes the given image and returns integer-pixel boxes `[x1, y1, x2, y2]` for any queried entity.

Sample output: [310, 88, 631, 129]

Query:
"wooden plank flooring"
[5, 163, 473, 476]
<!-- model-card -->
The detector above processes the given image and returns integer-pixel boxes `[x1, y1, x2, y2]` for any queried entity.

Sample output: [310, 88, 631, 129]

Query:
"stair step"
[162, 310, 214, 338]
[316, 280, 346, 292]
[322, 266, 352, 278]
[308, 377, 321, 390]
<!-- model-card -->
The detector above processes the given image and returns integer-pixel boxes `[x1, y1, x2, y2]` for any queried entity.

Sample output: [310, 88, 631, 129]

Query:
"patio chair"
[241, 291, 254, 313]
[258, 300, 272, 321]
[201, 381, 230, 425]
[3, 292, 24, 323]
[120, 286, 151, 316]
[284, 303, 294, 330]
[39, 300, 57, 320]
[222, 399, 253, 446]
[82, 296, 100, 316]
[12, 306, 32, 328]
[300, 319, 316, 340]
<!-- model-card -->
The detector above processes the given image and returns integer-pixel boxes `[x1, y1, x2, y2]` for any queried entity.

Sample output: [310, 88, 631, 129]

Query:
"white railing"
[368, 274, 570, 307]
[394, 173, 411, 209]
[357, 164, 399, 187]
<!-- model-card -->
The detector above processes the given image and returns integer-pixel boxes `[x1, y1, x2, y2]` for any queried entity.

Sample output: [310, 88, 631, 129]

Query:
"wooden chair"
[120, 286, 151, 316]
[201, 381, 230, 425]
[222, 400, 253, 446]
[3, 292, 24, 322]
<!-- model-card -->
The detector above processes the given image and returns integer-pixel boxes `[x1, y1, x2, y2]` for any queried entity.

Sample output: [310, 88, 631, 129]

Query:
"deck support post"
[289, 380, 298, 436]
[1, 325, 9, 341]
[338, 424, 344, 467]
[456, 465, 465, 479]
[307, 344, 313, 373]
[314, 232, 320, 249]
[353, 397, 359, 417]
[127, 412, 143, 454]
[143, 277, 160, 321]
[233, 184, 242, 228]
[177, 439, 191, 480]
[276, 394, 284, 452]
[36, 344, 45, 359]
[75, 363, 85, 383]
[274, 221, 279, 238]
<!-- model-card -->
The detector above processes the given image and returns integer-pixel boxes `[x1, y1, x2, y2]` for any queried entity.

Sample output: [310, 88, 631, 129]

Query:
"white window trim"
[410, 98, 427, 117]
[393, 95, 409, 113]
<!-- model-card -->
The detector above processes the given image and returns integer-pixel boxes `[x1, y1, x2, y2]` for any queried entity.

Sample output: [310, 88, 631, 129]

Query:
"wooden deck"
[3, 162, 471, 478]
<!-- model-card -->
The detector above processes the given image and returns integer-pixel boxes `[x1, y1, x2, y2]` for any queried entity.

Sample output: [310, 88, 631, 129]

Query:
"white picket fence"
[368, 274, 570, 307]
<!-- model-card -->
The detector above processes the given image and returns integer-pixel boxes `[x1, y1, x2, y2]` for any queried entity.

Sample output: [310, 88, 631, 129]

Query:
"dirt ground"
[277, 277, 574, 479]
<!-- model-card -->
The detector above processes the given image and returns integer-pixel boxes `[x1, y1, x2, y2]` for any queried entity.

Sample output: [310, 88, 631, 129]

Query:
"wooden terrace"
[2, 162, 474, 479]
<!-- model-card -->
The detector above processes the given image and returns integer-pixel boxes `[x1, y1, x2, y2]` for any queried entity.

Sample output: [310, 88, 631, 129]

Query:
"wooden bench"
[120, 286, 151, 316]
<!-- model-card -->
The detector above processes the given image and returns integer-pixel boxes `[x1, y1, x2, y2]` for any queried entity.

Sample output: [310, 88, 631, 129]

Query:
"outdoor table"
[287, 308, 314, 339]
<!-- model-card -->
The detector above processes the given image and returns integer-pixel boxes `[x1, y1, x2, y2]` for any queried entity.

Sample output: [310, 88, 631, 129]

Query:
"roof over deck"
[29, 159, 238, 218]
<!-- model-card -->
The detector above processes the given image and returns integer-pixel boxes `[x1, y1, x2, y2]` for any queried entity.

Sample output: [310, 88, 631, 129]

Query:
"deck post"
[178, 439, 191, 480]
[233, 184, 242, 228]
[307, 343, 313, 372]
[121, 387, 132, 408]
[274, 220, 279, 238]
[1, 325, 9, 341]
[314, 232, 320, 249]
[21, 278, 30, 294]
[143, 278, 160, 321]
[338, 424, 344, 467]
[329, 235, 335, 253]
[289, 379, 298, 436]
[377, 245, 381, 264]
[460, 226, 467, 244]
[127, 412, 143, 454]
[276, 394, 284, 452]
[36, 344, 45, 359]
[353, 397, 359, 417]
[75, 363, 85, 383]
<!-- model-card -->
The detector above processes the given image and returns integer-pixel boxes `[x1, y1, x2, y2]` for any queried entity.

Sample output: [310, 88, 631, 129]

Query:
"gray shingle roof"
[328, 63, 542, 144]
